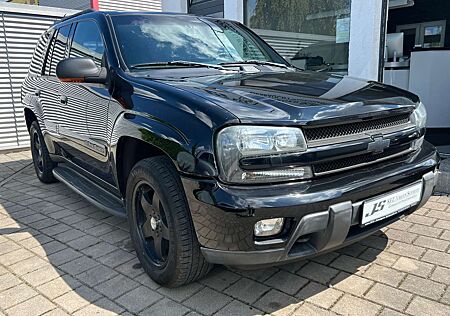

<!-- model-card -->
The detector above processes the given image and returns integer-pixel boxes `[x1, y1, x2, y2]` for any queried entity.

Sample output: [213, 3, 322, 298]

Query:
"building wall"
[40, 0, 92, 10]
[97, 0, 162, 11]
[0, 3, 73, 150]
[188, 0, 223, 17]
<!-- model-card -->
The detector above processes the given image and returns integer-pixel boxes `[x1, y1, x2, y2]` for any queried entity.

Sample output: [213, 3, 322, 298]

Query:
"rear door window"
[43, 30, 57, 76]
[69, 20, 105, 66]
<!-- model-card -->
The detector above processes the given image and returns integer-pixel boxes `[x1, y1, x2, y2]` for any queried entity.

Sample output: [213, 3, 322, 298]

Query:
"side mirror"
[56, 58, 107, 84]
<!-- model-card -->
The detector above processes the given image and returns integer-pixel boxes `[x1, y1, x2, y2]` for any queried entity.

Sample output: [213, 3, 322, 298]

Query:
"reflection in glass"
[245, 0, 352, 74]
[111, 15, 287, 68]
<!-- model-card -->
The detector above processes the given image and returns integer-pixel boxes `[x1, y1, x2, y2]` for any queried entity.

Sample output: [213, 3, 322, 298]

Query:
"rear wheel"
[126, 156, 212, 287]
[30, 121, 56, 183]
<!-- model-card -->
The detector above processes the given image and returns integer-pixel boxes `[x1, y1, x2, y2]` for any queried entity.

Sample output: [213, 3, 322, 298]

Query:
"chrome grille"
[304, 113, 411, 142]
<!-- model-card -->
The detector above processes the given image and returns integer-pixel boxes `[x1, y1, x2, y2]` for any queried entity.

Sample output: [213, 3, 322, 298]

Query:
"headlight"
[216, 126, 311, 184]
[411, 102, 427, 131]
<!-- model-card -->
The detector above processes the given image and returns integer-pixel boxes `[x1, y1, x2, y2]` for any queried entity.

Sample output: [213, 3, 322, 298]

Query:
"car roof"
[54, 10, 210, 26]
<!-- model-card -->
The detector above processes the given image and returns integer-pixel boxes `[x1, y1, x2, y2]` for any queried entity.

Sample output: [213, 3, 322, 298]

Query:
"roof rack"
[59, 9, 95, 23]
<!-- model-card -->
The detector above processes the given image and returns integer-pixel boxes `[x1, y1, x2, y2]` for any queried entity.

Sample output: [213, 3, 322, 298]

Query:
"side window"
[49, 25, 72, 76]
[70, 21, 105, 66]
[29, 31, 50, 75]
[44, 31, 57, 76]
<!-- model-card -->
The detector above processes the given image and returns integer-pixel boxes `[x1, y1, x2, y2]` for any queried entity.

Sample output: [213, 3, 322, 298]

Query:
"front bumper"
[181, 142, 439, 267]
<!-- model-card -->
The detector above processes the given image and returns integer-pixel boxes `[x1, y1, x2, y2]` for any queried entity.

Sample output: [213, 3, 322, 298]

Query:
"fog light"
[254, 218, 284, 237]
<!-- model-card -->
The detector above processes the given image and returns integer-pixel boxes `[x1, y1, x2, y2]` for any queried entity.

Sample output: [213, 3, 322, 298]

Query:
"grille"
[313, 144, 411, 175]
[304, 113, 411, 142]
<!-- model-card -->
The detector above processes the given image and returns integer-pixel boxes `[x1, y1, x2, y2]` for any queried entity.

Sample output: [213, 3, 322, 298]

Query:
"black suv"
[22, 11, 439, 287]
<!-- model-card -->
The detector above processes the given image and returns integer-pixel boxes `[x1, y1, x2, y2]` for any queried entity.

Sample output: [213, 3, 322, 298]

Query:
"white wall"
[224, 0, 243, 22]
[98, 0, 162, 11]
[348, 0, 385, 81]
[162, 0, 187, 13]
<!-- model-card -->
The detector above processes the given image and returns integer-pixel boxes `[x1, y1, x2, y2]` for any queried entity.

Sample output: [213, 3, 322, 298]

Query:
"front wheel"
[29, 121, 56, 183]
[126, 156, 212, 287]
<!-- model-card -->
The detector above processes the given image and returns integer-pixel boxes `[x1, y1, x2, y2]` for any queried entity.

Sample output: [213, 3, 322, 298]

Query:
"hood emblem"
[367, 135, 390, 154]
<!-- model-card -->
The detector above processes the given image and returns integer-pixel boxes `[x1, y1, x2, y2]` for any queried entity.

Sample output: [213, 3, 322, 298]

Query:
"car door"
[38, 24, 79, 150]
[62, 20, 114, 185]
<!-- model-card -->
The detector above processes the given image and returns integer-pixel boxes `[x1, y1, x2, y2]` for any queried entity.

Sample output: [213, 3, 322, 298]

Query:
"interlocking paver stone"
[363, 264, 406, 287]
[387, 241, 426, 259]
[296, 282, 343, 309]
[254, 289, 299, 316]
[214, 300, 263, 316]
[5, 295, 55, 316]
[431, 266, 450, 285]
[332, 294, 381, 316]
[184, 287, 232, 315]
[364, 283, 413, 311]
[422, 249, 450, 268]
[406, 296, 450, 316]
[224, 277, 270, 304]
[36, 276, 82, 300]
[392, 256, 434, 277]
[75, 264, 119, 287]
[264, 270, 308, 295]
[94, 274, 139, 300]
[140, 298, 191, 316]
[116, 286, 162, 314]
[330, 272, 374, 296]
[200, 267, 240, 291]
[399, 274, 446, 300]
[297, 262, 339, 285]
[156, 282, 202, 302]
[0, 283, 37, 310]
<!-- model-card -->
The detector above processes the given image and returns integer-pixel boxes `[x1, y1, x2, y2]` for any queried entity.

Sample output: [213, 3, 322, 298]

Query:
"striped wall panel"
[252, 29, 335, 60]
[0, 11, 58, 150]
[98, 0, 162, 11]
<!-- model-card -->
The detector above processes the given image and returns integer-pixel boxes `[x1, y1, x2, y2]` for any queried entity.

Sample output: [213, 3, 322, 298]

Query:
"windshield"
[111, 14, 288, 69]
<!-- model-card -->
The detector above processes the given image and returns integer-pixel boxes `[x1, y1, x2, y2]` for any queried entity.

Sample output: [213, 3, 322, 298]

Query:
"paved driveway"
[0, 151, 449, 316]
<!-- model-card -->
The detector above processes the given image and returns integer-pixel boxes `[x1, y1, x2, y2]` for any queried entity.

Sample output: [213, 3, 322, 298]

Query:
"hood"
[144, 70, 419, 125]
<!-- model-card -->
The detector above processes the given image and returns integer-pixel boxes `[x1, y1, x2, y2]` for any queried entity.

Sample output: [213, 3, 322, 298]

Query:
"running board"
[53, 166, 126, 218]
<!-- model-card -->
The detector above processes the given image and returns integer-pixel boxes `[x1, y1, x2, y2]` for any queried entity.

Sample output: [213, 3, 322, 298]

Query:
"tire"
[29, 121, 57, 183]
[126, 156, 212, 287]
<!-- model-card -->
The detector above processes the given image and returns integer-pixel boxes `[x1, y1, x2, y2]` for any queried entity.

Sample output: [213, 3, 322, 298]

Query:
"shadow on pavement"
[0, 158, 390, 315]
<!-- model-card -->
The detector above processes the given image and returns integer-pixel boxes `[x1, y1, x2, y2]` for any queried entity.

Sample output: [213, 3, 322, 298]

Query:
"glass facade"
[245, 0, 352, 73]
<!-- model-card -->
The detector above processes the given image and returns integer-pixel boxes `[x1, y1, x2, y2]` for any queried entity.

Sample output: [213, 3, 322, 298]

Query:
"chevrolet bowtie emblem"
[367, 136, 390, 154]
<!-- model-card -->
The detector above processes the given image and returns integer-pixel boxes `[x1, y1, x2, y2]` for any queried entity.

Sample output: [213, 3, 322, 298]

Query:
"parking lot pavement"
[0, 151, 449, 316]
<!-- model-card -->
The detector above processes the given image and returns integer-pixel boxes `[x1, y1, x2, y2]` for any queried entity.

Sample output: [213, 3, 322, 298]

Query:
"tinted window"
[111, 15, 287, 68]
[44, 31, 56, 75]
[70, 21, 105, 66]
[30, 31, 51, 75]
[49, 25, 71, 76]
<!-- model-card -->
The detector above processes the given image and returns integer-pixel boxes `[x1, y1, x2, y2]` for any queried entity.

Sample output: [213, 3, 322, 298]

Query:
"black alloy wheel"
[135, 182, 171, 266]
[32, 129, 44, 173]
[126, 156, 212, 287]
[29, 121, 56, 183]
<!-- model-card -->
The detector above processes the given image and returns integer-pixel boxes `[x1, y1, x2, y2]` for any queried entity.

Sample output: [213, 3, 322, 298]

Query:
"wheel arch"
[24, 107, 37, 131]
[115, 135, 175, 197]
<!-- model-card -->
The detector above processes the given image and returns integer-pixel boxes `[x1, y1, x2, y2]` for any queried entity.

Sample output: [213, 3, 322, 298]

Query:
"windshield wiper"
[219, 60, 292, 69]
[129, 61, 227, 70]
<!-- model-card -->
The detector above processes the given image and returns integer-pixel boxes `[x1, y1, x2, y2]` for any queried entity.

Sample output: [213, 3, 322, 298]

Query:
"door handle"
[60, 96, 68, 105]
